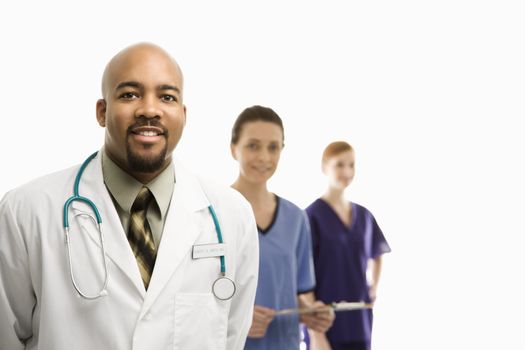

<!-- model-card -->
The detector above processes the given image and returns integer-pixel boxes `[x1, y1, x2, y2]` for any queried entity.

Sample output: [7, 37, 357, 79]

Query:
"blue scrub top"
[245, 196, 316, 350]
[305, 199, 391, 343]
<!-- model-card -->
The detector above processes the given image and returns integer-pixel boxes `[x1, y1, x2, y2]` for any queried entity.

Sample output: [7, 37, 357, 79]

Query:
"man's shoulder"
[173, 160, 250, 212]
[193, 176, 256, 241]
[1, 165, 78, 207]
[196, 175, 248, 209]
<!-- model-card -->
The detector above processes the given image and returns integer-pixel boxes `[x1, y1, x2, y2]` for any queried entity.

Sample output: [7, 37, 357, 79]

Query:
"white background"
[1, 1, 524, 349]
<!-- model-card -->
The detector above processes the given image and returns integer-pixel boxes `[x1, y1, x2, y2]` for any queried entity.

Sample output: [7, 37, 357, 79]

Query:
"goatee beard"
[126, 141, 168, 173]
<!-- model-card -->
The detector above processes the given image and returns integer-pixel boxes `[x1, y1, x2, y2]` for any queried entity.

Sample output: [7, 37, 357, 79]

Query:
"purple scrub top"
[305, 199, 391, 343]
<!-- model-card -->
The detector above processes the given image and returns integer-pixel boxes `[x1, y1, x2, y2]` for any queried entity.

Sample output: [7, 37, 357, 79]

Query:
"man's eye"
[247, 143, 259, 150]
[161, 95, 177, 102]
[119, 92, 138, 99]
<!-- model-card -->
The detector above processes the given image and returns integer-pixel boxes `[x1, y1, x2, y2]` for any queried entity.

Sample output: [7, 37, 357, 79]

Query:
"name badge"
[192, 243, 227, 259]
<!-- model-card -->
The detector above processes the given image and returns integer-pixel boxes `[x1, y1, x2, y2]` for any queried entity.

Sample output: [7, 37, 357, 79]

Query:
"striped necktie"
[129, 186, 157, 289]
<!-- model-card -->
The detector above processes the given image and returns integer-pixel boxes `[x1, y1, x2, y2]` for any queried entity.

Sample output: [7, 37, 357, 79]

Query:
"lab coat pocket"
[173, 293, 227, 350]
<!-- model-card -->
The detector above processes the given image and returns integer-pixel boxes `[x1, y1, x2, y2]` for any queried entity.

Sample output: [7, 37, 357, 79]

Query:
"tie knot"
[131, 186, 153, 212]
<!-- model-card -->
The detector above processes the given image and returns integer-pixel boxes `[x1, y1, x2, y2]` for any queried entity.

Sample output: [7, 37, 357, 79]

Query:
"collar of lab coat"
[71, 150, 210, 310]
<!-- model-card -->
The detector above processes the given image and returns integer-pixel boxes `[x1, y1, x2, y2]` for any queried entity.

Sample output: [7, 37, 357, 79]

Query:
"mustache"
[127, 117, 169, 136]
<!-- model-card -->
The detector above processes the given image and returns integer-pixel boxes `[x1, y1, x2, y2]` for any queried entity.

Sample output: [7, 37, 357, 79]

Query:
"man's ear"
[96, 99, 107, 127]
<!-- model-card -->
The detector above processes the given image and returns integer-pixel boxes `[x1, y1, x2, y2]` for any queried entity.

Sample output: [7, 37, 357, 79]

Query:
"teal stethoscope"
[63, 151, 236, 300]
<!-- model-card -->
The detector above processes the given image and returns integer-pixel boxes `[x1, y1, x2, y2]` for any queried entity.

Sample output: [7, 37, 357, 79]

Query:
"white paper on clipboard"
[274, 301, 373, 316]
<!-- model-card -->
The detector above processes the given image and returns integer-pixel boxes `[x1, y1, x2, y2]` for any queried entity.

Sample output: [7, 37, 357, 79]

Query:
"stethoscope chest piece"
[212, 276, 236, 300]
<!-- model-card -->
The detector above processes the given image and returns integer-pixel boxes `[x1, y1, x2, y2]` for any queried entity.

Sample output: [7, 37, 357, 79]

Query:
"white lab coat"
[0, 152, 259, 350]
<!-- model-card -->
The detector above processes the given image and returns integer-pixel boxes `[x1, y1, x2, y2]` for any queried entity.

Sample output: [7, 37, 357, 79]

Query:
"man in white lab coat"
[0, 42, 259, 350]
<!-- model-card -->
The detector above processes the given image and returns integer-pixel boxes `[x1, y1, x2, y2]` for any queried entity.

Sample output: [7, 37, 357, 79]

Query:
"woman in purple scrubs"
[305, 141, 391, 350]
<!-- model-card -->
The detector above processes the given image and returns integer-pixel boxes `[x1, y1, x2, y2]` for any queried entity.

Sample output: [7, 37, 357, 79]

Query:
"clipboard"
[274, 301, 373, 316]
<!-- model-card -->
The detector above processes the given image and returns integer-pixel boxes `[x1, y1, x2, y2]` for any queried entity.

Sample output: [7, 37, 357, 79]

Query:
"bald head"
[96, 42, 187, 183]
[101, 42, 184, 99]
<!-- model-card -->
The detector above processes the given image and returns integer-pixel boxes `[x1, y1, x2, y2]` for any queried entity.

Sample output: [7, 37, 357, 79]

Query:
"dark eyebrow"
[115, 81, 181, 94]
[115, 81, 142, 91]
[159, 84, 181, 94]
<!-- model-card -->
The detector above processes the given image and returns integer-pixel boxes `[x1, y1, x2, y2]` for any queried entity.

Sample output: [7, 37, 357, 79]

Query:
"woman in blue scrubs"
[230, 105, 334, 350]
[306, 141, 391, 350]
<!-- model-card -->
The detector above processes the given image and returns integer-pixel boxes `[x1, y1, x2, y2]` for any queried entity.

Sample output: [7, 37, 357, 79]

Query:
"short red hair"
[322, 141, 354, 164]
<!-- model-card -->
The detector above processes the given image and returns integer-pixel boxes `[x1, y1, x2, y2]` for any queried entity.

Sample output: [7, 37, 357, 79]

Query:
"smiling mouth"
[129, 125, 166, 138]
[136, 130, 161, 136]
[252, 166, 273, 172]
[128, 127, 167, 147]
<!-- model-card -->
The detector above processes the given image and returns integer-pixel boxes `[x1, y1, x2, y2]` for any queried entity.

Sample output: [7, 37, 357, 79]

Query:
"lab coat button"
[143, 312, 152, 321]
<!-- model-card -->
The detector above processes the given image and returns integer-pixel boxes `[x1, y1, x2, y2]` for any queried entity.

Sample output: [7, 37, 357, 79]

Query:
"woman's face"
[231, 121, 284, 185]
[323, 150, 355, 190]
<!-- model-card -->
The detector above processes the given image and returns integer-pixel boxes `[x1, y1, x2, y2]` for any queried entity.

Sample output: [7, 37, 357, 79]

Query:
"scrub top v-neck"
[245, 196, 315, 350]
[305, 198, 391, 343]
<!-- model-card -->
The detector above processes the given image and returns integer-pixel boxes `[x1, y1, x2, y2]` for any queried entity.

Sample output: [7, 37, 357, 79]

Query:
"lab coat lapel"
[140, 161, 209, 316]
[71, 152, 145, 297]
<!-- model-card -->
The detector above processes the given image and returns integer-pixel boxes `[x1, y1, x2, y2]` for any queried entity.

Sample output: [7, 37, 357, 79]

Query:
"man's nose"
[136, 95, 162, 119]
